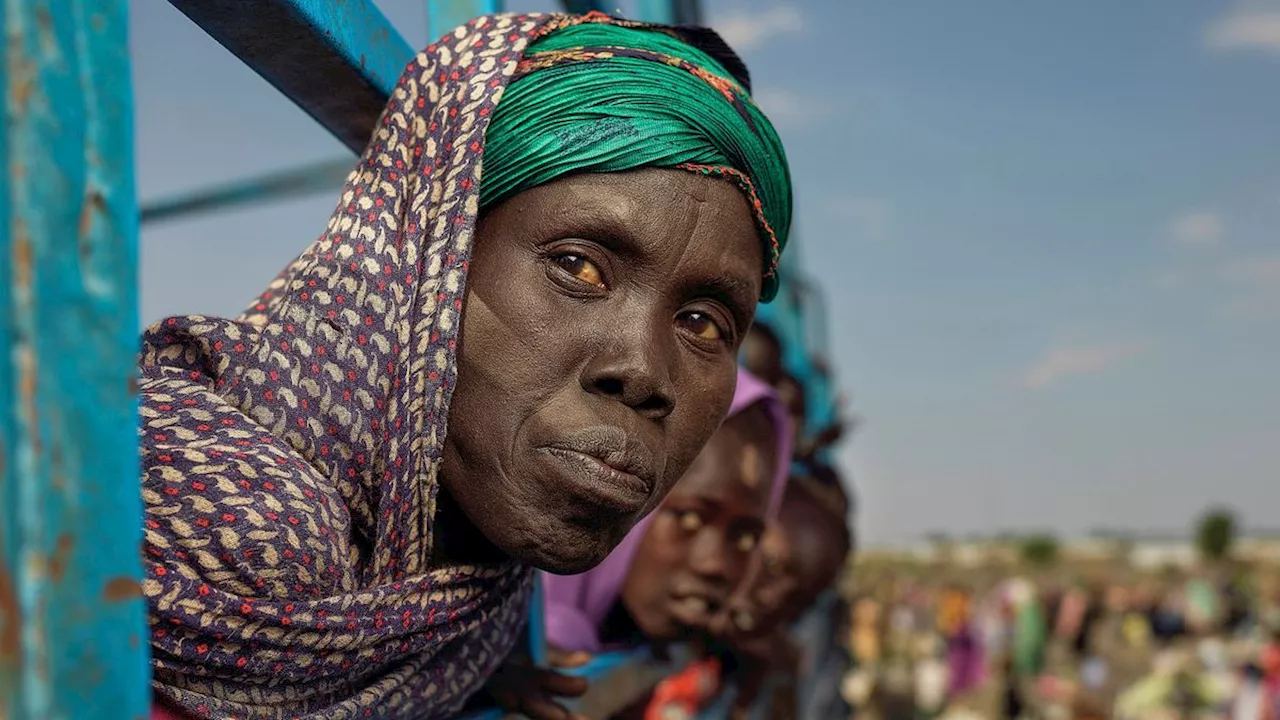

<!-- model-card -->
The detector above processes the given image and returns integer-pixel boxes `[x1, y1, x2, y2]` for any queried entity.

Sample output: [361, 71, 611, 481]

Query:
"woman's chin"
[519, 532, 617, 576]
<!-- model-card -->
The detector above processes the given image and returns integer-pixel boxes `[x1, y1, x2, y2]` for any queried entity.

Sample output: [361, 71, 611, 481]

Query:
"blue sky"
[131, 0, 1280, 544]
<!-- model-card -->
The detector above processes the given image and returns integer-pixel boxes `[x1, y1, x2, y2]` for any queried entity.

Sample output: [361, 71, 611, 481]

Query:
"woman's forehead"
[535, 171, 760, 280]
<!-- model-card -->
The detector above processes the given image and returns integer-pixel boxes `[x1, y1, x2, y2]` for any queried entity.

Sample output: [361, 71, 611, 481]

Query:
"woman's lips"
[545, 426, 657, 491]
[541, 425, 658, 514]
[543, 447, 650, 514]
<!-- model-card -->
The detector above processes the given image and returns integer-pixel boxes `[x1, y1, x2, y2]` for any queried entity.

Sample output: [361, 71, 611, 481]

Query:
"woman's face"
[620, 403, 777, 640]
[443, 168, 763, 574]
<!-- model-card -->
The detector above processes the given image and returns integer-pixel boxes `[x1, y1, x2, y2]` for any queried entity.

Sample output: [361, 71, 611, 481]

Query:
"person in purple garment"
[541, 367, 792, 656]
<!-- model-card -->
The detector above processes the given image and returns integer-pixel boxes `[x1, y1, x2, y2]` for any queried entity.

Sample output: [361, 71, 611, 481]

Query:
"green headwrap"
[480, 19, 792, 301]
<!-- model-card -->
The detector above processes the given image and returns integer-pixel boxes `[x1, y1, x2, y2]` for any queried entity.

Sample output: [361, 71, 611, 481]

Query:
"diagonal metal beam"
[140, 157, 354, 225]
[167, 0, 415, 153]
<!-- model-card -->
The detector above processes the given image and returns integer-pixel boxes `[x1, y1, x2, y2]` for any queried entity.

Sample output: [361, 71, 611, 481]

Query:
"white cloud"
[1206, 2, 1280, 55]
[1170, 211, 1225, 249]
[1018, 343, 1144, 390]
[713, 6, 804, 53]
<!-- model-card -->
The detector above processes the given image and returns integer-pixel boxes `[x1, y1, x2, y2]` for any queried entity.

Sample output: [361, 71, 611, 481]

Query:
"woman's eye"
[737, 533, 758, 553]
[679, 511, 703, 533]
[678, 311, 725, 343]
[553, 254, 606, 289]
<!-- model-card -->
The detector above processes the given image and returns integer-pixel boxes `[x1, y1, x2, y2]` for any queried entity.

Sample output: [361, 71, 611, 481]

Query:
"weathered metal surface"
[0, 0, 149, 718]
[427, 0, 503, 45]
[141, 157, 354, 225]
[168, 0, 415, 153]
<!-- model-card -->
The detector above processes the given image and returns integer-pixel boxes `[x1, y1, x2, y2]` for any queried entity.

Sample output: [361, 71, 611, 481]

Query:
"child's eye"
[736, 532, 758, 553]
[679, 511, 702, 533]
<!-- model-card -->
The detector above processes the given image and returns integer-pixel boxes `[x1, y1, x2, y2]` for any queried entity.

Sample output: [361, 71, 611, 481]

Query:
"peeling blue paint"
[0, 1, 149, 718]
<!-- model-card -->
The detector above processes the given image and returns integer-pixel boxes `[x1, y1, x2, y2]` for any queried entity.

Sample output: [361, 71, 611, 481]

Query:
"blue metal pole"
[427, 0, 504, 45]
[0, 0, 149, 718]
[168, 0, 416, 153]
[141, 157, 354, 225]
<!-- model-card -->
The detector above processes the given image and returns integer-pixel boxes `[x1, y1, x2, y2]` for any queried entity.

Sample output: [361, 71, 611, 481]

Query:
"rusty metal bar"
[0, 0, 150, 718]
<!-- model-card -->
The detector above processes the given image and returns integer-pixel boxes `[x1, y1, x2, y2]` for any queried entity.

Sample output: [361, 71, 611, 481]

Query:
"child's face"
[720, 486, 847, 642]
[725, 522, 797, 634]
[621, 403, 777, 641]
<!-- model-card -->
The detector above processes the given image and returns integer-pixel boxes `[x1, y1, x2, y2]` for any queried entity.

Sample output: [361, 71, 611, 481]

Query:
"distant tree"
[1195, 508, 1237, 561]
[1020, 533, 1060, 567]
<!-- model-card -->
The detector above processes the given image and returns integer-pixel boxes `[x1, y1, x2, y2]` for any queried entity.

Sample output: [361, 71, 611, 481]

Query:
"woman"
[541, 367, 792, 655]
[141, 12, 791, 719]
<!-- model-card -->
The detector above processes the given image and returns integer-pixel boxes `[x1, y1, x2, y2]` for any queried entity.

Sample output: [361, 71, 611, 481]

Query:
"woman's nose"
[580, 317, 675, 421]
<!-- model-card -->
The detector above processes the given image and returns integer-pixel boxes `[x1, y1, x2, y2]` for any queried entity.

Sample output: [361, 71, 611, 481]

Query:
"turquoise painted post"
[427, 0, 504, 44]
[0, 1, 149, 718]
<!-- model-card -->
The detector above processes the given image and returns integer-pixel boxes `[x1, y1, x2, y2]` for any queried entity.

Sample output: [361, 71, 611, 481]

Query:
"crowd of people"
[840, 565, 1280, 719]
[139, 9, 857, 720]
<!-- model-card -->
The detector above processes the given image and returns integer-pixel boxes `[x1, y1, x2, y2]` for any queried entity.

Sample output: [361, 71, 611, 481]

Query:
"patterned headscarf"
[140, 12, 789, 720]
